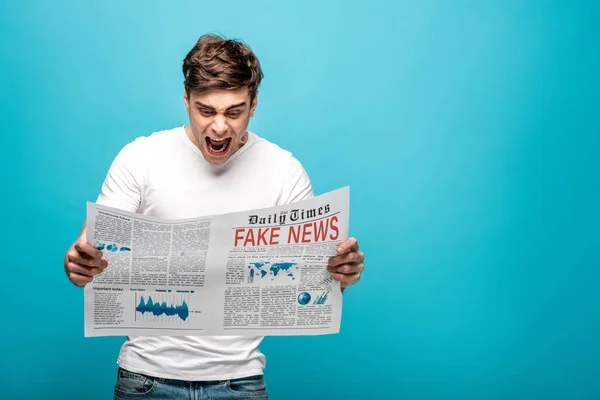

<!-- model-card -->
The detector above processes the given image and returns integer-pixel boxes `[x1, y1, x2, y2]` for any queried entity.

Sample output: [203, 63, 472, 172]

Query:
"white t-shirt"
[95, 126, 313, 381]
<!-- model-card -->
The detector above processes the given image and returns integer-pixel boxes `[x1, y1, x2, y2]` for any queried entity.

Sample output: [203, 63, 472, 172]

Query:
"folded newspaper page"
[84, 186, 349, 337]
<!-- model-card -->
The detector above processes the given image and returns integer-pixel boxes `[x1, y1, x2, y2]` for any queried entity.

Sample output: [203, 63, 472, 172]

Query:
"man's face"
[184, 88, 257, 165]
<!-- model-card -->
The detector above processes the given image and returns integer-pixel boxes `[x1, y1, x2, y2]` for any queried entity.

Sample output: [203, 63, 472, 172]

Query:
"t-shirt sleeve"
[278, 156, 314, 205]
[96, 141, 144, 213]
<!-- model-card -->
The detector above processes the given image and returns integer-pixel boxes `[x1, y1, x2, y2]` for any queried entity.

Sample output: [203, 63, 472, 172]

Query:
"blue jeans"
[113, 367, 268, 399]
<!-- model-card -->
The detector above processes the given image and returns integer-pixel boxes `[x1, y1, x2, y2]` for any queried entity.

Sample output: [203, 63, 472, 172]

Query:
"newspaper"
[84, 186, 349, 337]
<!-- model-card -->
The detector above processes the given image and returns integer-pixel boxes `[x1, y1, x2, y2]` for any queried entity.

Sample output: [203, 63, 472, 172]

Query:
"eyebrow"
[194, 101, 246, 111]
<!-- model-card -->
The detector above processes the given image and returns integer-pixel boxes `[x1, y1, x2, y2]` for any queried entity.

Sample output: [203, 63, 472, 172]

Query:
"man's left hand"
[328, 237, 365, 290]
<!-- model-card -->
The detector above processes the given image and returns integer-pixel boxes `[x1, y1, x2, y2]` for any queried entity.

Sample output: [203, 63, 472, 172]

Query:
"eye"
[198, 108, 214, 117]
[226, 111, 242, 119]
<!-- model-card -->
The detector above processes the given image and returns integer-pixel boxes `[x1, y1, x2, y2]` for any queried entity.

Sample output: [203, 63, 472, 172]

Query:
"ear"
[249, 91, 258, 118]
[183, 89, 190, 113]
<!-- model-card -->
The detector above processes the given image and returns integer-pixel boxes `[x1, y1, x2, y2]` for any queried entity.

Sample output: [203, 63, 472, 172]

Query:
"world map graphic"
[248, 261, 298, 283]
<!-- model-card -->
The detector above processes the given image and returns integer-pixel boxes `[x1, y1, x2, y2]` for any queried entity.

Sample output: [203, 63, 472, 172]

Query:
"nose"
[211, 114, 227, 135]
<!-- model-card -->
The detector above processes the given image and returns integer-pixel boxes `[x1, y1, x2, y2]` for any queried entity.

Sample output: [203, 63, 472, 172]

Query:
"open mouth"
[205, 136, 232, 156]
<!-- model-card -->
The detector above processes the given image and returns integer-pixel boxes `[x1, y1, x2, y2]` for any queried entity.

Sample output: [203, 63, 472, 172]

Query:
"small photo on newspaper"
[83, 186, 350, 337]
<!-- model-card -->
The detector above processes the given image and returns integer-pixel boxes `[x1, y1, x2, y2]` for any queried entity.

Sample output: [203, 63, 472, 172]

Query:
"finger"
[337, 237, 359, 254]
[66, 262, 104, 277]
[74, 240, 103, 259]
[330, 262, 364, 275]
[67, 250, 108, 268]
[331, 272, 361, 288]
[328, 251, 364, 268]
[68, 272, 94, 287]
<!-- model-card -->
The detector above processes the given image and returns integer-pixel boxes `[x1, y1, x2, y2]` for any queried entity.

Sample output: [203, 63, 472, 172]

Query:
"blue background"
[1, 1, 599, 399]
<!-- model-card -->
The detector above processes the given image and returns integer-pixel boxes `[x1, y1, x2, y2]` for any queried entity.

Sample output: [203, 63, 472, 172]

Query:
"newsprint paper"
[84, 187, 349, 337]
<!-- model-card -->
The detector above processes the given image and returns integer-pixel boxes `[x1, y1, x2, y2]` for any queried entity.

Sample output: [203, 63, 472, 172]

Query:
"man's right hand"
[64, 238, 108, 287]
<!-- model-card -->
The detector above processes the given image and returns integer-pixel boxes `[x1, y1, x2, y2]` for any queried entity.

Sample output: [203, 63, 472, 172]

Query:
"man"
[63, 34, 365, 399]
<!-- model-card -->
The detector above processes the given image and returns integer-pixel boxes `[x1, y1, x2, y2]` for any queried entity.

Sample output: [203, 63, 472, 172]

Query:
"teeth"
[206, 137, 230, 154]
[208, 140, 228, 153]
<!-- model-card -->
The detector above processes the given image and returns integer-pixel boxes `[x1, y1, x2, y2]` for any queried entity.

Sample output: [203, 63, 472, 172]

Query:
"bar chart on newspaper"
[134, 292, 191, 323]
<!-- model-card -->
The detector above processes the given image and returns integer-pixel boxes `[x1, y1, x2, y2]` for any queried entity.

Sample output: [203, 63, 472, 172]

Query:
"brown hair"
[183, 34, 264, 101]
